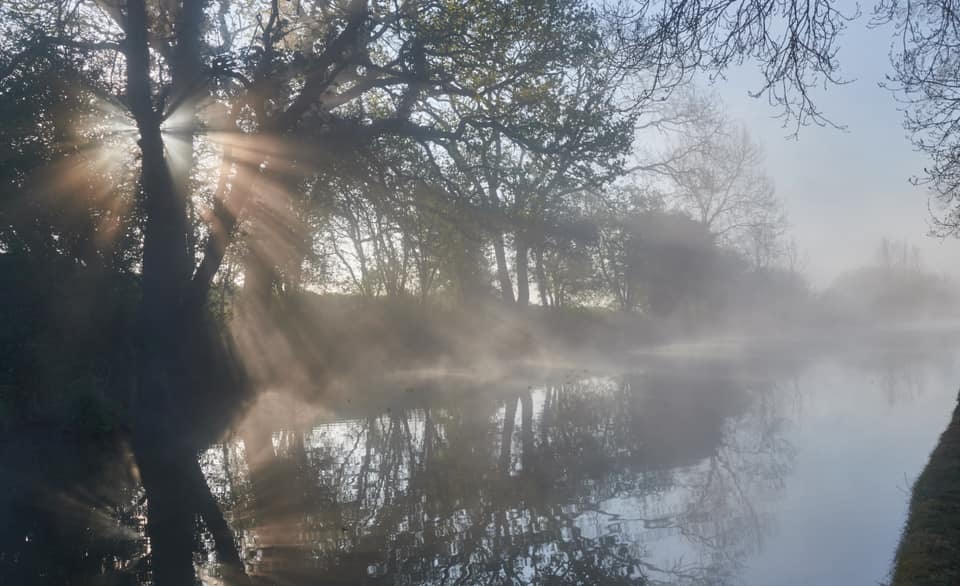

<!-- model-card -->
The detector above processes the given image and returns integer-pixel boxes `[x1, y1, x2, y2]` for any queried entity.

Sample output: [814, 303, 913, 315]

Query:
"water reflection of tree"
[833, 333, 960, 405]
[0, 437, 147, 586]
[201, 367, 795, 585]
[6, 341, 957, 585]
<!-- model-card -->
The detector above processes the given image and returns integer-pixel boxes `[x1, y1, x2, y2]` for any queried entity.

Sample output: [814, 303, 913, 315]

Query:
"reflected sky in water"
[2, 336, 959, 585]
[196, 340, 959, 585]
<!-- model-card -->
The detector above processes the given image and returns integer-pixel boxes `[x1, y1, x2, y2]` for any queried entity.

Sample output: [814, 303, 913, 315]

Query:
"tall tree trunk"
[125, 3, 252, 584]
[131, 128, 202, 586]
[515, 234, 529, 306]
[453, 230, 484, 304]
[125, 0, 198, 583]
[535, 247, 549, 307]
[492, 233, 514, 303]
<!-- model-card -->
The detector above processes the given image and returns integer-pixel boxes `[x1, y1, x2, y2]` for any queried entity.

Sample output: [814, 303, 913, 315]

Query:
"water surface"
[2, 333, 958, 585]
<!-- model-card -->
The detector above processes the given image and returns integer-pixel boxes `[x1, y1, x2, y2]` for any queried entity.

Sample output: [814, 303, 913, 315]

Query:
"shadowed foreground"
[892, 391, 960, 585]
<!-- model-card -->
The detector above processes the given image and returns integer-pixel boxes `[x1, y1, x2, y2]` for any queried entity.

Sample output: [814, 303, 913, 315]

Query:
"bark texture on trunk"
[535, 247, 550, 307]
[492, 233, 515, 303]
[515, 235, 529, 306]
[125, 2, 252, 584]
[126, 1, 197, 582]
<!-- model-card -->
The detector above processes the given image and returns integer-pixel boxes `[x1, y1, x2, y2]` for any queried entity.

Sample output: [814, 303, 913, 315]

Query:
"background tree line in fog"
[226, 87, 797, 315]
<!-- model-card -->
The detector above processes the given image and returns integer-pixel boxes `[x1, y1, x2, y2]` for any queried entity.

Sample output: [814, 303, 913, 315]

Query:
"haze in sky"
[710, 16, 960, 287]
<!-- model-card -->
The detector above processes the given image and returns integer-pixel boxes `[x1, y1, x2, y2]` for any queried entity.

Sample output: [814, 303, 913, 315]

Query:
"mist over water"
[4, 332, 958, 585]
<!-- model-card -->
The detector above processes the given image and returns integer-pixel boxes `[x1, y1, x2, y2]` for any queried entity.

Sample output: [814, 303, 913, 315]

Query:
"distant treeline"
[821, 239, 959, 324]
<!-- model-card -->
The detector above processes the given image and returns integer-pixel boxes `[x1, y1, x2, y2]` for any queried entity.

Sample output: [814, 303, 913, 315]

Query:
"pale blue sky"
[706, 15, 960, 287]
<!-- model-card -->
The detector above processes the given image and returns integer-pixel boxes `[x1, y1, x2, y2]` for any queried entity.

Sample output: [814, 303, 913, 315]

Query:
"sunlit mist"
[6, 1, 960, 585]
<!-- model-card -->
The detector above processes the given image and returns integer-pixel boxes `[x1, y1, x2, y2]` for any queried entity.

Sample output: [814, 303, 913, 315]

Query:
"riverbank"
[891, 390, 960, 585]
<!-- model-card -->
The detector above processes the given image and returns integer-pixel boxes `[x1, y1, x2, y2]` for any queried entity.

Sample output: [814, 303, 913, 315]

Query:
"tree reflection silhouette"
[200, 367, 794, 585]
[0, 365, 797, 586]
[4, 343, 959, 585]
[0, 437, 146, 586]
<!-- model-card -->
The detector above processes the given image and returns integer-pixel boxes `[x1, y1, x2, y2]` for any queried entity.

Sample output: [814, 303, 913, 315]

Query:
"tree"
[0, 1, 643, 583]
[826, 240, 959, 322]
[655, 95, 787, 266]
[610, 0, 855, 129]
[874, 0, 960, 235]
[417, 51, 639, 305]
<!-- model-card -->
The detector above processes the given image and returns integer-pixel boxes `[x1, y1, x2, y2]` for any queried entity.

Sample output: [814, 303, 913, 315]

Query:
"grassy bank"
[891, 391, 960, 585]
